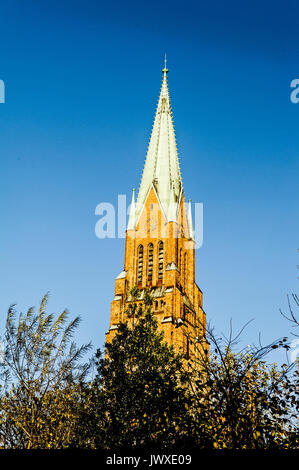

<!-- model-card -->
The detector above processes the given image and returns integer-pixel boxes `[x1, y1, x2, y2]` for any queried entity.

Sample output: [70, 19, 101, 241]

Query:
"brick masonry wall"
[106, 186, 207, 361]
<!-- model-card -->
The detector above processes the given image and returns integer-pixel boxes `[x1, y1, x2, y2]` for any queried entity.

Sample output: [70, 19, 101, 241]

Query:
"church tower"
[106, 62, 207, 361]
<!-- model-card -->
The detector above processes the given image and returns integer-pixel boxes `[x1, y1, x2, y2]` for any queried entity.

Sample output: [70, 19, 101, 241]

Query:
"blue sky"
[0, 0, 298, 361]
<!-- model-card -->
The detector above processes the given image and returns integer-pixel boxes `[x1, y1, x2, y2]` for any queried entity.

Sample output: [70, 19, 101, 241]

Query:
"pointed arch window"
[148, 243, 154, 282]
[179, 248, 182, 271]
[158, 241, 164, 280]
[137, 245, 144, 284]
[179, 248, 184, 288]
[184, 252, 187, 289]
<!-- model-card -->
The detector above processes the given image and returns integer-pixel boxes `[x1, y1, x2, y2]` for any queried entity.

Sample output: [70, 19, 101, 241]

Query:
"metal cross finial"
[162, 53, 168, 75]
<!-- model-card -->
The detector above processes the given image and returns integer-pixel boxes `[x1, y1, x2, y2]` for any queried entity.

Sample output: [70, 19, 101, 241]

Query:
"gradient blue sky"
[0, 0, 298, 360]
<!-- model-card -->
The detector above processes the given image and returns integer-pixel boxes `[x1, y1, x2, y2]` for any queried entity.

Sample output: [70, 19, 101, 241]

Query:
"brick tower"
[106, 61, 207, 361]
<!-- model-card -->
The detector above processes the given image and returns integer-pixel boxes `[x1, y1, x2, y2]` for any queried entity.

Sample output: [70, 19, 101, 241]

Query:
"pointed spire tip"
[162, 53, 168, 75]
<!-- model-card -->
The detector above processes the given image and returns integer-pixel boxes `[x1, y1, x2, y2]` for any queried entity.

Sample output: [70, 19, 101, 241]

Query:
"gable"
[135, 185, 167, 240]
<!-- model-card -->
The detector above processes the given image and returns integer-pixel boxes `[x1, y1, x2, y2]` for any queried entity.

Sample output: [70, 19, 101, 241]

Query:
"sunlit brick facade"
[106, 63, 207, 361]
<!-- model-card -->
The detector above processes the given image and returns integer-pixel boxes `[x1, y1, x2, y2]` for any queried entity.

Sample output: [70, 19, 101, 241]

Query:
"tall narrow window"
[137, 245, 143, 284]
[148, 243, 153, 282]
[179, 248, 182, 272]
[180, 249, 184, 288]
[184, 252, 187, 289]
[158, 241, 164, 280]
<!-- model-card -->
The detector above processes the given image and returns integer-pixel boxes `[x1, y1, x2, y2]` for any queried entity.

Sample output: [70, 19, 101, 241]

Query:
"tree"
[1, 290, 298, 449]
[186, 320, 299, 449]
[86, 288, 193, 450]
[0, 294, 91, 448]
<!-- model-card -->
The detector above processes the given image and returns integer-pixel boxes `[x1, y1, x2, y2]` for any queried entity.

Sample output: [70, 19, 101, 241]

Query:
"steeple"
[108, 62, 207, 364]
[135, 60, 182, 224]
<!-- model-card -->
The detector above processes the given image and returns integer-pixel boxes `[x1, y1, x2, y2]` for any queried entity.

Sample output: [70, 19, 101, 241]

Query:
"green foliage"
[0, 294, 91, 448]
[189, 325, 299, 449]
[0, 289, 298, 450]
[87, 289, 193, 449]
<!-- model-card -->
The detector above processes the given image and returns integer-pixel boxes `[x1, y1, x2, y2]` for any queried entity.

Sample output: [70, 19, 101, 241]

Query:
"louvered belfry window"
[158, 241, 164, 280]
[148, 243, 153, 282]
[138, 245, 144, 284]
